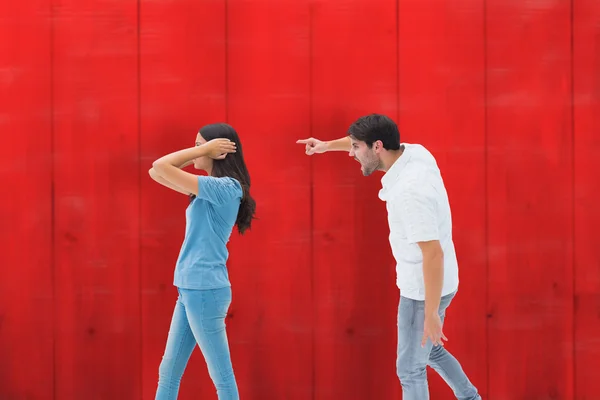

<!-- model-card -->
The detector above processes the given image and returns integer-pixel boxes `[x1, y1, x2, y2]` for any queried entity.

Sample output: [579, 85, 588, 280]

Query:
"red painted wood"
[398, 1, 488, 398]
[574, 0, 600, 398]
[311, 0, 399, 398]
[4, 1, 600, 398]
[227, 1, 313, 398]
[138, 1, 227, 398]
[52, 0, 141, 398]
[486, 1, 574, 399]
[0, 0, 54, 398]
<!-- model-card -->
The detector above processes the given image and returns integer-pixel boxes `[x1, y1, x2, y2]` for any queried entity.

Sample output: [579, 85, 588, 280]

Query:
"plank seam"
[309, 3, 315, 398]
[50, 0, 57, 397]
[137, 0, 143, 397]
[225, 0, 229, 122]
[483, 0, 490, 397]
[570, 0, 576, 398]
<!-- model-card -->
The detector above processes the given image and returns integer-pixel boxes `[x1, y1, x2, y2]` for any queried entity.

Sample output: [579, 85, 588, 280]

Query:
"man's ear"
[374, 140, 384, 153]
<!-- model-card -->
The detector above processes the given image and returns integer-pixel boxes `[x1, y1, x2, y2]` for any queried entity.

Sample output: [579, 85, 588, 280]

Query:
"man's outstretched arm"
[296, 136, 351, 155]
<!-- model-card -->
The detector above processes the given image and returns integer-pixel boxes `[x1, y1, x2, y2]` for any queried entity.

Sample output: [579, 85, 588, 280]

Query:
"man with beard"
[296, 114, 481, 400]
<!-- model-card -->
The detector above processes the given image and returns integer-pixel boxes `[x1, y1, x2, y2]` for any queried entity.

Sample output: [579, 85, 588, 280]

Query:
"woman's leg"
[180, 287, 239, 400]
[156, 289, 197, 400]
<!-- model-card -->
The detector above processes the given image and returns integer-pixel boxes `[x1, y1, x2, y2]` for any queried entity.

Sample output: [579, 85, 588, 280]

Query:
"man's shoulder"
[387, 181, 436, 207]
[403, 142, 432, 154]
[403, 143, 439, 166]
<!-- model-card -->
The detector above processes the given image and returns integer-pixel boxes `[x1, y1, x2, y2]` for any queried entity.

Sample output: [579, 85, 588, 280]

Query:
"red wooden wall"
[1, 0, 598, 399]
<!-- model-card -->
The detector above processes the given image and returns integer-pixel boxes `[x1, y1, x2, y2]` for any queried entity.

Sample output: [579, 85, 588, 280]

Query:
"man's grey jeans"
[397, 291, 482, 400]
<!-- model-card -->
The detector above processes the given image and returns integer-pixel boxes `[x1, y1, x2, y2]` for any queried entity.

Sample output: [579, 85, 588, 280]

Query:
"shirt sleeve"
[197, 176, 243, 206]
[397, 187, 440, 244]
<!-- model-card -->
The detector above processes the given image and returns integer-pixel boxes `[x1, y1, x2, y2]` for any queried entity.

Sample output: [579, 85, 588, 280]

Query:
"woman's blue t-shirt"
[173, 175, 243, 289]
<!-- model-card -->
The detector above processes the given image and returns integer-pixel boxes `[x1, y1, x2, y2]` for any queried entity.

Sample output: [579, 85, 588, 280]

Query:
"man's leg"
[396, 295, 434, 400]
[427, 292, 481, 400]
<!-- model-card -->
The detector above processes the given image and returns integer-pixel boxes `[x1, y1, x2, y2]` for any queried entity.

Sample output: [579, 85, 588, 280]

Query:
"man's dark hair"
[347, 114, 401, 150]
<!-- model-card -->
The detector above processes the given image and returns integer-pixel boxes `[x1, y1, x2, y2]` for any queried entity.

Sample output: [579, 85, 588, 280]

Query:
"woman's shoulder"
[197, 175, 243, 202]
[202, 176, 242, 189]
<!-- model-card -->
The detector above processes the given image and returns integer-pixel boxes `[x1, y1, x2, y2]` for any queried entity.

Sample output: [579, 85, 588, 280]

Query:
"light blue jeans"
[156, 287, 239, 400]
[397, 291, 481, 400]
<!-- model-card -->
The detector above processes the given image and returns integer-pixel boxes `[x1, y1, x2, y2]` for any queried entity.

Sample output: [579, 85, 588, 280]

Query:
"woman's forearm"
[152, 146, 208, 174]
[178, 159, 194, 169]
[150, 139, 235, 196]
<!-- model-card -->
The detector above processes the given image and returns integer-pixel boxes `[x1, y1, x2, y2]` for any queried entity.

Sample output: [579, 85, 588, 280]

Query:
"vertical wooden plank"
[486, 1, 574, 398]
[398, 0, 487, 397]
[573, 0, 600, 398]
[0, 0, 54, 398]
[52, 0, 141, 398]
[227, 1, 313, 398]
[139, 0, 227, 398]
[311, 0, 399, 398]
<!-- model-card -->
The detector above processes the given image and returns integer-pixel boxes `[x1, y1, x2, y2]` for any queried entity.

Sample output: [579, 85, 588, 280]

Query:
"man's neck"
[380, 146, 404, 172]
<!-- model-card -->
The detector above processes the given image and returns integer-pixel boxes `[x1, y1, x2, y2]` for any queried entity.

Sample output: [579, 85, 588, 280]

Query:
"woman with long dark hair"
[149, 123, 256, 400]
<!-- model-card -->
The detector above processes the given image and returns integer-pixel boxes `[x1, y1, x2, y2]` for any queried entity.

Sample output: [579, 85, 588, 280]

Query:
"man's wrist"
[425, 304, 440, 318]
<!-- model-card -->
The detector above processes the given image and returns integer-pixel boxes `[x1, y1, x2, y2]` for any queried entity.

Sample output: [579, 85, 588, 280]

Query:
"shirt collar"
[381, 143, 411, 189]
